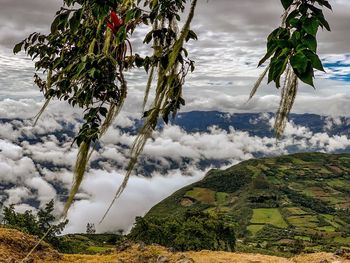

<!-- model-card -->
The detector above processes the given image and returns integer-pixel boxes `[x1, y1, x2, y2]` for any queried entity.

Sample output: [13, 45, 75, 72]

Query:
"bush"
[2, 200, 68, 247]
[129, 210, 235, 251]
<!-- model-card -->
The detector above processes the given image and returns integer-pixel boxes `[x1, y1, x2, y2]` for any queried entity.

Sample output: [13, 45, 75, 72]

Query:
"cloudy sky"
[0, 0, 350, 233]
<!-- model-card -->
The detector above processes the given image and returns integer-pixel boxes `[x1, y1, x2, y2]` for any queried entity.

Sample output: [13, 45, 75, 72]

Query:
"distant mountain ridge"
[132, 111, 350, 137]
[144, 152, 350, 254]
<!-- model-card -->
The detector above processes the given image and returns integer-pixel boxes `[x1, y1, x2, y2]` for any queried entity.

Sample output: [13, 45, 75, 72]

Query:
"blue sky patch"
[322, 54, 350, 82]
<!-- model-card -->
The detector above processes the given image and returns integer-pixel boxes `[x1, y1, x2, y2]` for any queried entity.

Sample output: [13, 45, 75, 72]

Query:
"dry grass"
[1, 228, 350, 263]
[0, 227, 61, 262]
[61, 246, 350, 263]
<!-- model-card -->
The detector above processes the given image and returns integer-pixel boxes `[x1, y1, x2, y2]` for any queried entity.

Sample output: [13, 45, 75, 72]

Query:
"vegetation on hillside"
[142, 153, 350, 255]
[1, 200, 68, 247]
[57, 233, 122, 254]
[130, 210, 235, 251]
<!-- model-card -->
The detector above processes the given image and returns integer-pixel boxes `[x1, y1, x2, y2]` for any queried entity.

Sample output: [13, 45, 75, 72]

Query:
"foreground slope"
[146, 153, 350, 253]
[0, 227, 61, 261]
[0, 228, 348, 262]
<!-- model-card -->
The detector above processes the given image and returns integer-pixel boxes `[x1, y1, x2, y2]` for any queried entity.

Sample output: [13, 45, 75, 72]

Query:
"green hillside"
[141, 153, 350, 254]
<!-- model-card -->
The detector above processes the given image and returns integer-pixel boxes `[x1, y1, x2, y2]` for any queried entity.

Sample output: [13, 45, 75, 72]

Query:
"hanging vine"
[14, 0, 332, 221]
[250, 0, 332, 137]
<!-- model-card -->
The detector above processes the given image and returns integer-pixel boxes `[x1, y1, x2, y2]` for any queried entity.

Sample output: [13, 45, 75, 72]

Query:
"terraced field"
[146, 153, 350, 254]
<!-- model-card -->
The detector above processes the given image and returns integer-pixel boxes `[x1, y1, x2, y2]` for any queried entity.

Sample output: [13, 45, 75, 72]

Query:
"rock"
[115, 240, 133, 252]
[177, 255, 195, 263]
[334, 249, 344, 256]
[138, 255, 153, 262]
[137, 241, 146, 252]
[168, 247, 176, 253]
[157, 255, 169, 263]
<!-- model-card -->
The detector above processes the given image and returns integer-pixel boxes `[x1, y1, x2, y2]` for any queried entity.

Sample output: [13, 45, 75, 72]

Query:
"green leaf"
[286, 10, 299, 26]
[143, 31, 153, 44]
[323, 1, 332, 10]
[317, 15, 331, 31]
[302, 34, 317, 52]
[186, 30, 198, 41]
[258, 43, 277, 66]
[69, 10, 81, 32]
[281, 0, 293, 10]
[51, 14, 62, 34]
[303, 17, 319, 36]
[13, 41, 24, 54]
[290, 52, 308, 74]
[303, 50, 325, 72]
[268, 56, 288, 87]
[297, 65, 315, 87]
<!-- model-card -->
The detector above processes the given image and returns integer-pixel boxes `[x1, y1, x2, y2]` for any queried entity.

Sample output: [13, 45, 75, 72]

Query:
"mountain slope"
[145, 152, 350, 254]
[0, 227, 61, 261]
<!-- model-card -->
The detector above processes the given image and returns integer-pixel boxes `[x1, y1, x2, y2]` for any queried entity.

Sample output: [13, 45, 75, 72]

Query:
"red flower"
[111, 11, 123, 28]
[107, 21, 115, 32]
[107, 11, 124, 33]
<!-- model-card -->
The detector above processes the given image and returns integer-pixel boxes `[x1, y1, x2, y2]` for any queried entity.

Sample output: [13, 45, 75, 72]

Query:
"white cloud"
[64, 168, 204, 234]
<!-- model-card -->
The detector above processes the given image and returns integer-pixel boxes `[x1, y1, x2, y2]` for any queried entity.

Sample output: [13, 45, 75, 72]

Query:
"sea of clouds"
[1, 98, 350, 233]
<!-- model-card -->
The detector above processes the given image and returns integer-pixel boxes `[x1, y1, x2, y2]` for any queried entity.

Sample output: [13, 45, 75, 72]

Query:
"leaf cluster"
[261, 0, 332, 87]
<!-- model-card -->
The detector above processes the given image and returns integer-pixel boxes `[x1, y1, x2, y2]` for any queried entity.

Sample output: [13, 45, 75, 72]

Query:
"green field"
[287, 215, 319, 228]
[334, 236, 350, 244]
[184, 187, 216, 204]
[317, 226, 336, 232]
[216, 192, 229, 204]
[247, 224, 264, 236]
[284, 207, 308, 216]
[250, 208, 288, 228]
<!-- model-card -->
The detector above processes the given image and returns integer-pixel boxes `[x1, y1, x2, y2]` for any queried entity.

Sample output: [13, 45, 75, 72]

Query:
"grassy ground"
[250, 208, 288, 228]
[184, 187, 216, 204]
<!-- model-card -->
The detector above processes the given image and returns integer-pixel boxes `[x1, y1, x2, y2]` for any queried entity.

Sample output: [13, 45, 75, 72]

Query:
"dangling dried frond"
[274, 66, 298, 138]
[64, 14, 130, 214]
[166, 0, 197, 73]
[142, 20, 160, 110]
[63, 141, 90, 217]
[248, 65, 270, 101]
[33, 98, 51, 126]
[143, 66, 155, 110]
[99, 106, 161, 223]
[100, 1, 198, 221]
[33, 69, 53, 126]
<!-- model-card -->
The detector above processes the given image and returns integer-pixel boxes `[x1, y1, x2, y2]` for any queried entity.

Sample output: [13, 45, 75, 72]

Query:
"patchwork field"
[146, 153, 350, 254]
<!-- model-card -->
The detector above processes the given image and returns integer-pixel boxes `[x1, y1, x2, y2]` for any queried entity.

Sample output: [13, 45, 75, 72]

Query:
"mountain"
[143, 152, 350, 254]
[134, 111, 350, 137]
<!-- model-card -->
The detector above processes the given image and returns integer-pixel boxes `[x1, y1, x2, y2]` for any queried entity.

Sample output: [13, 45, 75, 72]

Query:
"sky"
[0, 0, 350, 233]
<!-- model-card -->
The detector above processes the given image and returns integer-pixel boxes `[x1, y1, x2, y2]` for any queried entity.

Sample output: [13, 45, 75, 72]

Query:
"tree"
[13, 0, 332, 220]
[2, 200, 68, 246]
[86, 222, 96, 234]
[129, 210, 236, 251]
